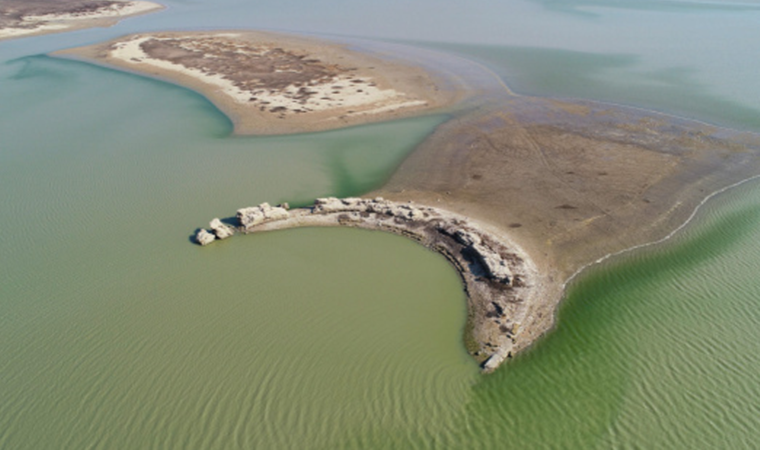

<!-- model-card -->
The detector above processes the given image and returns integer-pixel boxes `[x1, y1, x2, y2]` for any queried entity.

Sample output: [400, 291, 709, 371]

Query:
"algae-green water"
[3, 0, 760, 447]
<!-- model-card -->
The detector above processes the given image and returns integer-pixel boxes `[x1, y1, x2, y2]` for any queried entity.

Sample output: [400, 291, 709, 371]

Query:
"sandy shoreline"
[55, 30, 461, 135]
[0, 1, 163, 41]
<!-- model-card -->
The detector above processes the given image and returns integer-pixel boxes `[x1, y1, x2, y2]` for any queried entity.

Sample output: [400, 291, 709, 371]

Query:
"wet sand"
[0, 1, 163, 41]
[55, 31, 461, 135]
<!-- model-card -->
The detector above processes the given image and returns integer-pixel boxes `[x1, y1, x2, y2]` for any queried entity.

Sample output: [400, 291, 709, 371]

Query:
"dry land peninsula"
[0, 0, 162, 40]
[56, 31, 457, 134]
[194, 96, 760, 372]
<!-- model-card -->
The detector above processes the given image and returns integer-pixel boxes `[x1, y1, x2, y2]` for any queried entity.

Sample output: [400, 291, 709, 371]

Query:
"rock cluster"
[472, 243, 513, 283]
[438, 224, 512, 284]
[197, 197, 513, 285]
[210, 218, 235, 239]
[195, 229, 216, 246]
[195, 218, 237, 245]
[312, 197, 512, 285]
[314, 197, 428, 221]
[193, 196, 530, 371]
[237, 203, 290, 230]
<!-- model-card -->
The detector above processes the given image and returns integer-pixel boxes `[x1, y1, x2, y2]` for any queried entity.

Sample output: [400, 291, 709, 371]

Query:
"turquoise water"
[3, 0, 760, 447]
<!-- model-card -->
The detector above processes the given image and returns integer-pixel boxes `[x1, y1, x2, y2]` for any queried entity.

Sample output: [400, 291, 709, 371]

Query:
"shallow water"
[0, 54, 468, 449]
[3, 0, 760, 448]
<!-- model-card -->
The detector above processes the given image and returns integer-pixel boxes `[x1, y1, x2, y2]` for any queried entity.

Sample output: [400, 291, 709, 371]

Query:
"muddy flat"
[372, 96, 760, 348]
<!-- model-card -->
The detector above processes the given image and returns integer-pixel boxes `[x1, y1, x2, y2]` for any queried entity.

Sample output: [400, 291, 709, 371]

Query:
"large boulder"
[209, 218, 235, 240]
[482, 345, 513, 373]
[237, 203, 290, 230]
[341, 197, 365, 207]
[472, 243, 512, 283]
[366, 199, 393, 214]
[385, 204, 425, 221]
[314, 197, 345, 212]
[313, 197, 364, 213]
[454, 229, 481, 246]
[195, 229, 216, 246]
[408, 208, 426, 221]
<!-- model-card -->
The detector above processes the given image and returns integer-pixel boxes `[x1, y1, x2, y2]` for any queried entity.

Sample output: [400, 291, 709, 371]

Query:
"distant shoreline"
[0, 1, 163, 41]
[54, 30, 463, 135]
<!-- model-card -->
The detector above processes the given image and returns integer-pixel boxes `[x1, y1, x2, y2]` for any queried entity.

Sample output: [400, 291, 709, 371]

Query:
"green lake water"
[3, 0, 760, 447]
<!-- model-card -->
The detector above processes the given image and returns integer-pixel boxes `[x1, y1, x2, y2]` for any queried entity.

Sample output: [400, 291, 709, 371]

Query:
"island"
[0, 0, 163, 40]
[52, 30, 760, 372]
[54, 31, 459, 134]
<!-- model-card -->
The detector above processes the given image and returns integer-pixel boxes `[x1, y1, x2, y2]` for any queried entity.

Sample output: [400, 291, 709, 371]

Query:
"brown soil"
[372, 96, 760, 347]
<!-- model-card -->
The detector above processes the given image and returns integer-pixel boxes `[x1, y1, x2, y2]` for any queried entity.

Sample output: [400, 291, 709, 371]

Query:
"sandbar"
[0, 1, 163, 41]
[55, 30, 460, 134]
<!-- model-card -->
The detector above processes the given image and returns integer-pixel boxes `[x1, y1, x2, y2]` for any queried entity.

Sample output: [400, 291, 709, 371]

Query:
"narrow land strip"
[195, 198, 549, 373]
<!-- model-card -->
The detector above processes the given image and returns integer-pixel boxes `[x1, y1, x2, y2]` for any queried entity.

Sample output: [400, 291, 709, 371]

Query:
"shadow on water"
[219, 216, 238, 227]
[451, 201, 760, 447]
